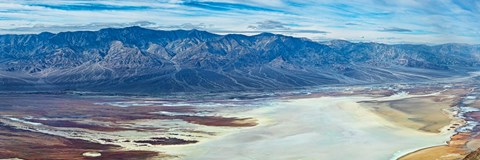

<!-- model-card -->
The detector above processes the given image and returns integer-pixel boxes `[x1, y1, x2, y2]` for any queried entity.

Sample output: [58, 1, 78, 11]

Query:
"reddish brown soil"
[0, 94, 257, 129]
[0, 93, 258, 159]
[134, 137, 198, 145]
[0, 124, 160, 160]
[178, 115, 257, 127]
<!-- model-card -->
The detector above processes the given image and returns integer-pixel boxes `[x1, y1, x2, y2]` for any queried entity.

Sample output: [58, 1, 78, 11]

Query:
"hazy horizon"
[0, 0, 478, 44]
[1, 25, 478, 46]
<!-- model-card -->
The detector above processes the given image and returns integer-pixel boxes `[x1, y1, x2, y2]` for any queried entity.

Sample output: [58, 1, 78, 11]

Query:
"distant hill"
[0, 26, 479, 93]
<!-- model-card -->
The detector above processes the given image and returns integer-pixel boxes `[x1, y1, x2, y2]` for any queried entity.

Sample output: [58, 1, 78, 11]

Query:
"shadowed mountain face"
[0, 26, 479, 93]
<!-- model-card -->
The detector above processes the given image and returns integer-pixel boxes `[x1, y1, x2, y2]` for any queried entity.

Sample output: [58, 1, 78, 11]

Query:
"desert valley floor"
[1, 72, 480, 160]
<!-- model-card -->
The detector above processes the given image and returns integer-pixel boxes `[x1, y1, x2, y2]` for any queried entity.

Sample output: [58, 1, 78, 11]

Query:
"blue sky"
[0, 0, 478, 44]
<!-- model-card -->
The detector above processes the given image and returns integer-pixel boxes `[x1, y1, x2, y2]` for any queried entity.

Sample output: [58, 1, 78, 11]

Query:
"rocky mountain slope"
[0, 26, 478, 93]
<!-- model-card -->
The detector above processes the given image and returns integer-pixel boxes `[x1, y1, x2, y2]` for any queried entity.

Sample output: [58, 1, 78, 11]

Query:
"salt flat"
[174, 96, 453, 160]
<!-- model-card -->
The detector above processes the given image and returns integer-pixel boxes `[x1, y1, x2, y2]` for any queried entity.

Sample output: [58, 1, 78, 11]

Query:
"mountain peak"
[256, 32, 277, 36]
[97, 26, 154, 33]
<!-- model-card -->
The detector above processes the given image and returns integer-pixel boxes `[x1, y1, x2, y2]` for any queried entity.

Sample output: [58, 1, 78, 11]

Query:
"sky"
[0, 0, 478, 44]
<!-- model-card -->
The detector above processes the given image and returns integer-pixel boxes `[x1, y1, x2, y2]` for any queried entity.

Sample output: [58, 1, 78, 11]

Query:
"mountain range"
[0, 26, 479, 93]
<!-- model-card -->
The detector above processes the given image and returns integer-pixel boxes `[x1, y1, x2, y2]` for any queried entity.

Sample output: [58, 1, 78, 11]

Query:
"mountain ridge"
[0, 26, 479, 93]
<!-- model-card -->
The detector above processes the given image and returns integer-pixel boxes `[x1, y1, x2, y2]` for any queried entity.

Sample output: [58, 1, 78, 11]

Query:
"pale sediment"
[398, 88, 479, 160]
[174, 95, 455, 160]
